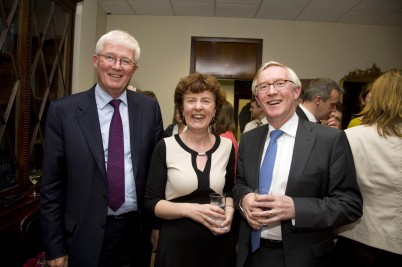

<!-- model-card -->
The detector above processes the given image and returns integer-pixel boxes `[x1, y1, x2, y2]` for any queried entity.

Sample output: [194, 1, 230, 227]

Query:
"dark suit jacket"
[233, 117, 362, 267]
[40, 86, 163, 266]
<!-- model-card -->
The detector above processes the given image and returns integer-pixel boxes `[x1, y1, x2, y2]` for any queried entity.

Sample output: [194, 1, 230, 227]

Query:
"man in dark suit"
[296, 77, 343, 124]
[233, 61, 362, 267]
[238, 101, 251, 133]
[40, 30, 163, 267]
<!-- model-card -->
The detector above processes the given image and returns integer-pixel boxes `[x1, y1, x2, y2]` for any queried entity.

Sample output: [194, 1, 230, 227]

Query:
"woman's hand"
[185, 203, 232, 235]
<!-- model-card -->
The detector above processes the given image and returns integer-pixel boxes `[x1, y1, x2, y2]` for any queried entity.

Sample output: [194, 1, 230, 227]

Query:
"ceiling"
[98, 0, 402, 27]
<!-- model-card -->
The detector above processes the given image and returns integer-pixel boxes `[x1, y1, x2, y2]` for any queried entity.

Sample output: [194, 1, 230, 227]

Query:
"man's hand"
[242, 192, 296, 229]
[252, 193, 296, 227]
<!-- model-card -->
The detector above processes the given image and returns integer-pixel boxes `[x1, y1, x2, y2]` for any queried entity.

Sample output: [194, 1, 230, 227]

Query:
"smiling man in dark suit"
[40, 30, 163, 267]
[233, 61, 362, 267]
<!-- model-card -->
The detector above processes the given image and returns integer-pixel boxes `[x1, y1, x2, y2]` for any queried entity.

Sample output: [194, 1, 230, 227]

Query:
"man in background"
[321, 102, 344, 129]
[243, 98, 268, 133]
[296, 78, 343, 124]
[238, 101, 251, 133]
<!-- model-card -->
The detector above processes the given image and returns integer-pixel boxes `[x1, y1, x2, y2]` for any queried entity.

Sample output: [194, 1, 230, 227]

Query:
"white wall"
[73, 3, 402, 129]
[72, 0, 98, 93]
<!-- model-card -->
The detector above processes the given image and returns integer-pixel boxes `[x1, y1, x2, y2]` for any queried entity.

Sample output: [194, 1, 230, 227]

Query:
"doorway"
[339, 64, 382, 129]
[234, 80, 253, 138]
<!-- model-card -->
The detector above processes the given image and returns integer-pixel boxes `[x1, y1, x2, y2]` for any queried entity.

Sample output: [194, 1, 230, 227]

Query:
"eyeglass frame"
[97, 54, 137, 67]
[255, 80, 294, 93]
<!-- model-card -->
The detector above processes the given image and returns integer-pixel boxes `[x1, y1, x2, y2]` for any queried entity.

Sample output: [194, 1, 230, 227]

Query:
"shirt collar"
[95, 84, 128, 110]
[299, 104, 316, 122]
[269, 112, 298, 139]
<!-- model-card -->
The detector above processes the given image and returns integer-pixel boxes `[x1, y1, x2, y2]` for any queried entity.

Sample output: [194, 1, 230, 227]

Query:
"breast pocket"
[296, 171, 328, 197]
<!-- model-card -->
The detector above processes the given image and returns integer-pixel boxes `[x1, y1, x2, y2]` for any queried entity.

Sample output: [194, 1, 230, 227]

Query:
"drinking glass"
[255, 189, 270, 227]
[29, 169, 42, 197]
[209, 192, 227, 229]
[255, 188, 269, 204]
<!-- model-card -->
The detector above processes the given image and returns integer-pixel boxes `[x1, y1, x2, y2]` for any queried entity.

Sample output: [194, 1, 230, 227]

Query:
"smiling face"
[182, 90, 216, 133]
[255, 65, 301, 129]
[92, 42, 138, 98]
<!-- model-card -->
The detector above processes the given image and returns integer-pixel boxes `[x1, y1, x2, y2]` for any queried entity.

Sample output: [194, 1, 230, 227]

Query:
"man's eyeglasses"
[256, 80, 294, 93]
[97, 54, 136, 67]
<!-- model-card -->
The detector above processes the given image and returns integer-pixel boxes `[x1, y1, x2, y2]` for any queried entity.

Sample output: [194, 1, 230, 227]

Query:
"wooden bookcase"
[0, 0, 81, 265]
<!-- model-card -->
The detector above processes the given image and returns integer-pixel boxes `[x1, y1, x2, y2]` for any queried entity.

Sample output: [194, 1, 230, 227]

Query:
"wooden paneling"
[190, 37, 262, 80]
[0, 196, 39, 266]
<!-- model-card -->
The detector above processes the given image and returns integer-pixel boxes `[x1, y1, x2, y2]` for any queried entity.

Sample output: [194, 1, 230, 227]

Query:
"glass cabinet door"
[0, 0, 20, 191]
[30, 0, 74, 170]
[0, 0, 75, 195]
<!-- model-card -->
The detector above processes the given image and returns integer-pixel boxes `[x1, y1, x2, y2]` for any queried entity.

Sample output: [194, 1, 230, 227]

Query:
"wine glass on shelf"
[29, 169, 42, 197]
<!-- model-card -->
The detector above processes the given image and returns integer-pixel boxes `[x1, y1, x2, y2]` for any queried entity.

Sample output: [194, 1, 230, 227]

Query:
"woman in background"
[347, 82, 373, 128]
[163, 107, 186, 137]
[321, 102, 344, 129]
[335, 69, 402, 266]
[212, 100, 238, 175]
[145, 73, 236, 267]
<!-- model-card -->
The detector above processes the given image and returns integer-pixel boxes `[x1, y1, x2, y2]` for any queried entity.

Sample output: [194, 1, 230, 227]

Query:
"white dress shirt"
[243, 117, 268, 133]
[299, 104, 317, 122]
[96, 85, 137, 215]
[260, 113, 298, 240]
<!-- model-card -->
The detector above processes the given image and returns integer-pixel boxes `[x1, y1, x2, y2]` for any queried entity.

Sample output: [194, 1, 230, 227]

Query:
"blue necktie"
[107, 99, 125, 211]
[251, 129, 284, 252]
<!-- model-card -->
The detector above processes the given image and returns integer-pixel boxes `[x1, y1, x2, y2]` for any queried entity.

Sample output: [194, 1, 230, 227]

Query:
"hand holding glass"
[255, 189, 271, 227]
[209, 193, 227, 230]
[255, 188, 269, 201]
[29, 169, 42, 197]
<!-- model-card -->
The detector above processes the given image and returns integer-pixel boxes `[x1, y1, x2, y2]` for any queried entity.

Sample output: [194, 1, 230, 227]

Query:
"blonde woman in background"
[335, 69, 402, 266]
[347, 82, 373, 128]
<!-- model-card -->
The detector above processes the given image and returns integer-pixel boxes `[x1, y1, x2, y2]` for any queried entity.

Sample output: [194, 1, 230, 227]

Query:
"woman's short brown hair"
[174, 73, 226, 125]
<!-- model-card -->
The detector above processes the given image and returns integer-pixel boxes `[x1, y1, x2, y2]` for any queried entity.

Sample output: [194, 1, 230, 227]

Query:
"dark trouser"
[245, 239, 285, 267]
[99, 211, 151, 267]
[335, 236, 402, 267]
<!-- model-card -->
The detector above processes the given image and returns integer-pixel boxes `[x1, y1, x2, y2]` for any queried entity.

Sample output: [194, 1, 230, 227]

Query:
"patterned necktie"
[251, 129, 284, 252]
[256, 121, 263, 127]
[107, 99, 125, 211]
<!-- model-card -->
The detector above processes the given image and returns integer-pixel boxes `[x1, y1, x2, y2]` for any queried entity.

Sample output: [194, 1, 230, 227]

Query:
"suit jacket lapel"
[286, 119, 316, 195]
[76, 87, 107, 181]
[251, 125, 270, 190]
[127, 91, 141, 177]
